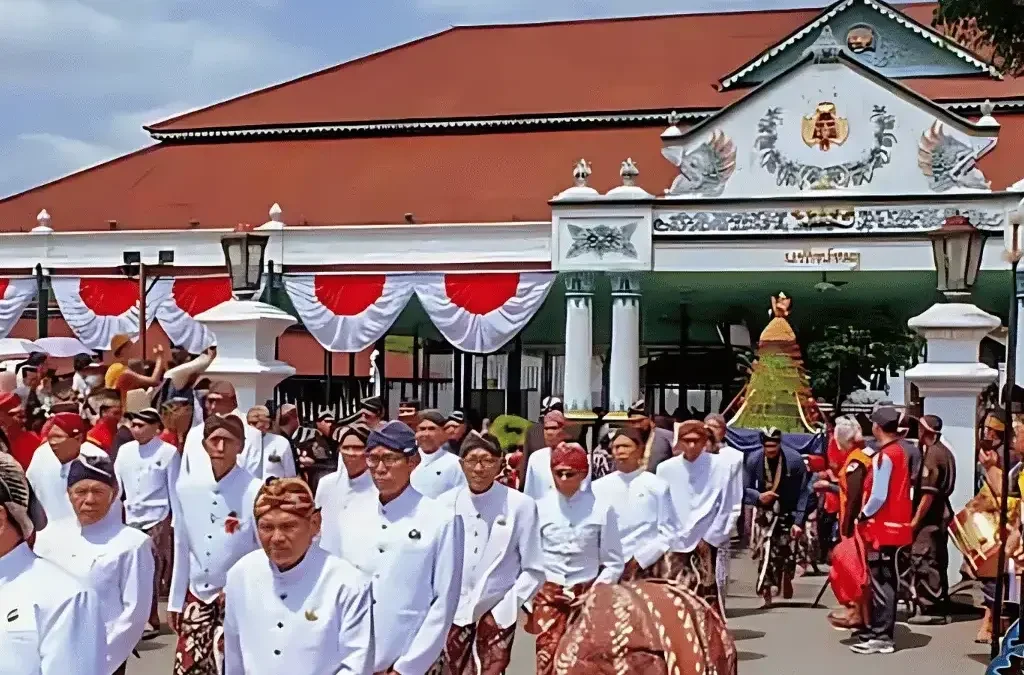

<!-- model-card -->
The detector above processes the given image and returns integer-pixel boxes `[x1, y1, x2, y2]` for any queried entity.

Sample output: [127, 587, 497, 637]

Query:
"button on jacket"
[536, 488, 624, 587]
[223, 546, 374, 675]
[169, 465, 261, 612]
[321, 487, 464, 675]
[410, 447, 466, 498]
[0, 543, 106, 675]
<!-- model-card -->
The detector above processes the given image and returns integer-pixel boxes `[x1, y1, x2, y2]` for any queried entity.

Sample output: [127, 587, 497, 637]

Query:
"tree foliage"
[935, 1, 1024, 76]
[803, 321, 924, 407]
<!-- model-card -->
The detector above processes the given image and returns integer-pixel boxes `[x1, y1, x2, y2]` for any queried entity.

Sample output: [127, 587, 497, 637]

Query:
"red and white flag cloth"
[414, 272, 555, 353]
[283, 274, 415, 352]
[0, 278, 37, 339]
[153, 277, 233, 354]
[50, 277, 167, 351]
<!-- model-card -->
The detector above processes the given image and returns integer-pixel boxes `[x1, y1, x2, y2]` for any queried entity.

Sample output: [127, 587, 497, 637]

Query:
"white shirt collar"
[378, 485, 418, 517]
[270, 545, 321, 582]
[419, 446, 448, 465]
[0, 542, 34, 583]
[618, 467, 645, 482]
[468, 482, 501, 507]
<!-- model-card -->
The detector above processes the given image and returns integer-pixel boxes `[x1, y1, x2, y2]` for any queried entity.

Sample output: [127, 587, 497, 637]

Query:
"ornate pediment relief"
[661, 29, 998, 200]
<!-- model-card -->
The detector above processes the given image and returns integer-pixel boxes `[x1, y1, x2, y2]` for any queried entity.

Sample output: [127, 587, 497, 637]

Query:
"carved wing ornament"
[662, 130, 737, 197]
[917, 121, 990, 192]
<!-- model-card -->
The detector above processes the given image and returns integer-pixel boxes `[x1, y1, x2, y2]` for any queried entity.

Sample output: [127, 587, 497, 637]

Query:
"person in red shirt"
[850, 406, 914, 655]
[86, 390, 123, 455]
[0, 393, 41, 470]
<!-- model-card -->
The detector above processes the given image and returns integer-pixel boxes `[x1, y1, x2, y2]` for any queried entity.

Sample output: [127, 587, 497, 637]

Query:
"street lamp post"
[928, 213, 989, 302]
[121, 250, 175, 356]
[219, 231, 270, 300]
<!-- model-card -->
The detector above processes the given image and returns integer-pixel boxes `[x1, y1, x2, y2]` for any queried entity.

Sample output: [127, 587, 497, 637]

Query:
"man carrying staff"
[321, 420, 463, 675]
[744, 427, 810, 608]
[439, 431, 545, 675]
[528, 441, 623, 675]
[656, 421, 739, 612]
[908, 414, 955, 625]
[170, 415, 262, 675]
[223, 477, 375, 674]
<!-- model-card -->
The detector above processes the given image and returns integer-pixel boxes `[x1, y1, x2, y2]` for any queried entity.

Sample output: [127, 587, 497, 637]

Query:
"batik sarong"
[552, 580, 737, 675]
[443, 611, 516, 675]
[654, 541, 720, 613]
[621, 558, 653, 583]
[524, 581, 592, 675]
[752, 507, 796, 599]
[173, 589, 225, 675]
[137, 516, 173, 627]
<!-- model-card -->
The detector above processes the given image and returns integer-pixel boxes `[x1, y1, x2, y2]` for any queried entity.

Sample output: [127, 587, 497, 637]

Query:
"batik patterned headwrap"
[42, 412, 87, 439]
[676, 420, 709, 440]
[0, 452, 33, 538]
[551, 441, 589, 472]
[254, 477, 316, 522]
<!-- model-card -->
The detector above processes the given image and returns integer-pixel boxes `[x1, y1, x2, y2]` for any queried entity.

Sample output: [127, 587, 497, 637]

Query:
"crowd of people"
[0, 336, 994, 674]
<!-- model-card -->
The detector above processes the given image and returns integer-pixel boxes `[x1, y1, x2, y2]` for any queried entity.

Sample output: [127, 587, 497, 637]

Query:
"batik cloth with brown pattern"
[654, 542, 721, 613]
[524, 580, 592, 675]
[443, 611, 516, 675]
[752, 507, 796, 597]
[552, 579, 737, 675]
[621, 558, 654, 582]
[173, 589, 225, 675]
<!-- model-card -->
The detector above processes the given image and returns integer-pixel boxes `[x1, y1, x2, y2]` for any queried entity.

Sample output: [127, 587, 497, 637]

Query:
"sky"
[0, 0, 826, 200]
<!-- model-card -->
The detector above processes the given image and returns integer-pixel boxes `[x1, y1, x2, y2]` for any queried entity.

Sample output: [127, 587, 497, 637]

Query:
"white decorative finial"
[572, 159, 592, 188]
[804, 26, 842, 63]
[978, 99, 999, 128]
[620, 158, 639, 187]
[668, 111, 681, 126]
[32, 209, 53, 233]
[256, 202, 286, 230]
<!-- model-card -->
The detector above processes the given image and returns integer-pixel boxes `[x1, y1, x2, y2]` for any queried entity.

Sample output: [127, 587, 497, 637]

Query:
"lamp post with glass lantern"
[192, 226, 296, 411]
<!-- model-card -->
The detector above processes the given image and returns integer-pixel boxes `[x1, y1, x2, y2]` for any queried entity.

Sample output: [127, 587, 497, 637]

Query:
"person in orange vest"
[850, 406, 914, 655]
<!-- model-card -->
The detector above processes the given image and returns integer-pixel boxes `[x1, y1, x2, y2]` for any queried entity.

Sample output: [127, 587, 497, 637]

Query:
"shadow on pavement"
[894, 625, 931, 650]
[966, 653, 991, 666]
[727, 606, 771, 619]
[730, 628, 767, 641]
[737, 651, 767, 661]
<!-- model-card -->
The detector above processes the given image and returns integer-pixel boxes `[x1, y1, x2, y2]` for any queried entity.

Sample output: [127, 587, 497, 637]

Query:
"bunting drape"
[50, 277, 167, 351]
[413, 272, 555, 353]
[0, 278, 37, 339]
[283, 272, 554, 353]
[152, 277, 233, 353]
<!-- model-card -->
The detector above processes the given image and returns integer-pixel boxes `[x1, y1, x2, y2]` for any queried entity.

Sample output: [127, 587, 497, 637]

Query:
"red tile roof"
[149, 3, 1019, 132]
[2, 114, 1022, 233]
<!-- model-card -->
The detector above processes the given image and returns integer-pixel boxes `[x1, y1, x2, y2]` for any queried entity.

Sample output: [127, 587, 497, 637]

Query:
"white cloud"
[15, 132, 121, 174]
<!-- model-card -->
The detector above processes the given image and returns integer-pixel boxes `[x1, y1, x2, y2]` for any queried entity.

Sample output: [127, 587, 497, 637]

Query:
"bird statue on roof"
[662, 130, 737, 197]
[917, 121, 990, 192]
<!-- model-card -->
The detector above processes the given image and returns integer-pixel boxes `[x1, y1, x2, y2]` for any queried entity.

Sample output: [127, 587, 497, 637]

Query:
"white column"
[563, 272, 596, 418]
[195, 299, 297, 412]
[904, 302, 1000, 581]
[608, 273, 641, 417]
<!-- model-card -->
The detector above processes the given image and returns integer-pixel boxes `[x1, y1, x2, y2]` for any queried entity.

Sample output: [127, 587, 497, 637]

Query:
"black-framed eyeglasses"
[462, 457, 500, 469]
[365, 453, 408, 469]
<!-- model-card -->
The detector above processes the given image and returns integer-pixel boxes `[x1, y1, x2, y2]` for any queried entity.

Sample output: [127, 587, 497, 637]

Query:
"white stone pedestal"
[563, 273, 596, 419]
[195, 299, 297, 412]
[905, 302, 1000, 581]
[607, 274, 640, 417]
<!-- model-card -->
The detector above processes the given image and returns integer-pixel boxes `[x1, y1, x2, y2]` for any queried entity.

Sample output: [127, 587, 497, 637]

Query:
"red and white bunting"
[0, 278, 37, 339]
[414, 272, 555, 353]
[51, 277, 167, 351]
[283, 274, 415, 352]
[153, 277, 233, 354]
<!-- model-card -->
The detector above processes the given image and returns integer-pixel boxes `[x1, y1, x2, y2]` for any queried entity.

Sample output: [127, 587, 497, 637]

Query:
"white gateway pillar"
[563, 272, 596, 418]
[195, 299, 298, 412]
[608, 273, 641, 417]
[904, 302, 999, 579]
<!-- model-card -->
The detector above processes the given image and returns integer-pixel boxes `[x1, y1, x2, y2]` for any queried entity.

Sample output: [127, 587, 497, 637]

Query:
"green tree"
[803, 322, 924, 407]
[934, 1, 1024, 76]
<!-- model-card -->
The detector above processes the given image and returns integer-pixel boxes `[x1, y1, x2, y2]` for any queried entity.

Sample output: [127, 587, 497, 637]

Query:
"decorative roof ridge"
[145, 98, 1024, 143]
[718, 0, 999, 90]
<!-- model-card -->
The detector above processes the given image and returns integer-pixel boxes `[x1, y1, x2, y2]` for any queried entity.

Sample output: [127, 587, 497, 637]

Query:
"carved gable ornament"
[659, 28, 998, 199]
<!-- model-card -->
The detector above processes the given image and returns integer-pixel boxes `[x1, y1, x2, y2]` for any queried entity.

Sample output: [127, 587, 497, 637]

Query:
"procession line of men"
[1, 388, 762, 675]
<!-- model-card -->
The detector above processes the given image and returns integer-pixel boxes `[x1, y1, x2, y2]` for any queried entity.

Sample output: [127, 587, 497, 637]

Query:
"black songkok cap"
[359, 396, 384, 416]
[419, 409, 446, 427]
[460, 431, 502, 457]
[869, 406, 902, 433]
[67, 453, 118, 490]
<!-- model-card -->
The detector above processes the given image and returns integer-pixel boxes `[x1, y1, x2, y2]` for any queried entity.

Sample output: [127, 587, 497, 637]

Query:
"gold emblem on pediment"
[801, 102, 849, 151]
